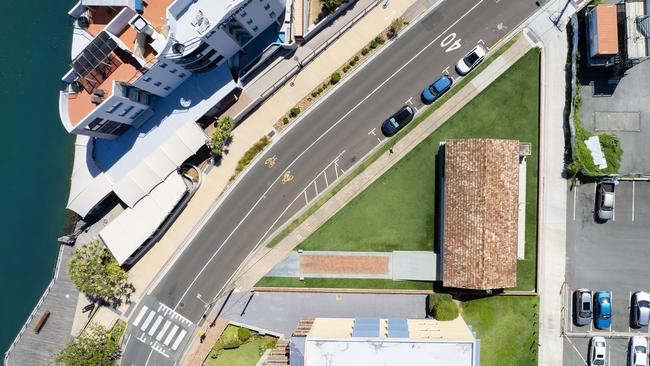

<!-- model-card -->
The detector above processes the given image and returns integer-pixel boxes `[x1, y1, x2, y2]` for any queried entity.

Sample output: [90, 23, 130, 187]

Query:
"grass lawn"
[461, 295, 539, 366]
[203, 338, 272, 366]
[296, 49, 540, 291]
[256, 277, 433, 290]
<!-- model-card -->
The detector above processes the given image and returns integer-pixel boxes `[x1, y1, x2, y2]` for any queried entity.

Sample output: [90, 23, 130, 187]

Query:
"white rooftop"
[67, 64, 236, 217]
[170, 0, 240, 45]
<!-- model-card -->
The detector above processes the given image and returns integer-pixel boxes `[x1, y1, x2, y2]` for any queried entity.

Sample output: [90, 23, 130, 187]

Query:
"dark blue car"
[381, 105, 415, 137]
[594, 291, 612, 329]
[421, 74, 453, 104]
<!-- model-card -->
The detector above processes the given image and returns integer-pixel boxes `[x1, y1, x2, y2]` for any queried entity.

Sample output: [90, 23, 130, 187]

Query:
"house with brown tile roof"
[440, 138, 520, 290]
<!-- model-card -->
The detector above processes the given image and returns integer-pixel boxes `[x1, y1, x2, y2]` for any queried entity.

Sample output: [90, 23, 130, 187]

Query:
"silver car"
[596, 181, 615, 221]
[633, 292, 650, 327]
[574, 289, 593, 326]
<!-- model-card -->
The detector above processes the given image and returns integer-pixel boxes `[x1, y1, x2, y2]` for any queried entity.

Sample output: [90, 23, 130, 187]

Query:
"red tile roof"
[442, 139, 519, 290]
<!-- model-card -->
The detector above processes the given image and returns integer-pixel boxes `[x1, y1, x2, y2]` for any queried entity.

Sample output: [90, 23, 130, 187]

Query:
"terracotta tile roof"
[442, 139, 519, 290]
[594, 4, 619, 55]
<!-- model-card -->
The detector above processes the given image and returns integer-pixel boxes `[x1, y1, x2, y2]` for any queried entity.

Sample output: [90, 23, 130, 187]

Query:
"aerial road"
[121, 0, 545, 364]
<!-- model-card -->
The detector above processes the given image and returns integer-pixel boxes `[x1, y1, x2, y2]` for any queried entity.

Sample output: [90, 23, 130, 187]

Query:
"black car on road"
[381, 105, 415, 137]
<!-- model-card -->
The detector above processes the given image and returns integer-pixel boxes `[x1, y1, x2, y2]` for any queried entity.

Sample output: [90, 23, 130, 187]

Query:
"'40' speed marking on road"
[440, 32, 462, 53]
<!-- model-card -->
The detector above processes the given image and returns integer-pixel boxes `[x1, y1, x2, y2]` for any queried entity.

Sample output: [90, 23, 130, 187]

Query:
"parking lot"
[563, 180, 650, 366]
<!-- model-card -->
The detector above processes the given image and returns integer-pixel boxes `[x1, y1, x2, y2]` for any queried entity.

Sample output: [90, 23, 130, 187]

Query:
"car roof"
[636, 292, 650, 301]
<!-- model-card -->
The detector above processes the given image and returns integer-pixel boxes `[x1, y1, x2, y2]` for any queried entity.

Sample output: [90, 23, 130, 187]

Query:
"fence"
[4, 244, 66, 364]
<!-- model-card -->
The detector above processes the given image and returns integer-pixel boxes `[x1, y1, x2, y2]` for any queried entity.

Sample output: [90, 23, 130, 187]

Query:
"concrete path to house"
[221, 290, 428, 338]
[266, 250, 437, 280]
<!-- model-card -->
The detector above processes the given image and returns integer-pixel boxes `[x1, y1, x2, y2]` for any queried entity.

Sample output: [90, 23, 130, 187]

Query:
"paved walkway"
[520, 1, 582, 365]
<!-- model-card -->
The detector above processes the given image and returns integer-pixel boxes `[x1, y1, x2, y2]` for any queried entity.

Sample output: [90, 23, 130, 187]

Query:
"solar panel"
[73, 32, 118, 76]
[387, 318, 409, 338]
[352, 317, 380, 338]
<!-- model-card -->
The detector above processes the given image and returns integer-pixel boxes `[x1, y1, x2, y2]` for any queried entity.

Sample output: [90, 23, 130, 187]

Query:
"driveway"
[220, 290, 427, 337]
[563, 180, 650, 366]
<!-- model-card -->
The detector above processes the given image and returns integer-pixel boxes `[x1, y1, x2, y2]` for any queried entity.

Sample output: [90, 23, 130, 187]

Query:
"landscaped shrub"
[428, 293, 459, 321]
[353, 55, 360, 62]
[369, 40, 378, 49]
[219, 326, 244, 349]
[234, 136, 271, 176]
[330, 72, 341, 85]
[237, 327, 252, 342]
[311, 91, 318, 98]
[283, 117, 289, 125]
[290, 106, 301, 117]
[343, 65, 351, 73]
[374, 35, 385, 45]
[361, 47, 369, 56]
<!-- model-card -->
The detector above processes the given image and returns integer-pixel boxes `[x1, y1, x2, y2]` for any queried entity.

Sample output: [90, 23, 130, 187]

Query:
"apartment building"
[60, 0, 287, 139]
[60, 0, 290, 265]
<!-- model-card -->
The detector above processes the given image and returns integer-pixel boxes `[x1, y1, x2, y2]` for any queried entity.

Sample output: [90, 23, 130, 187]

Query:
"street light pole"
[196, 293, 212, 319]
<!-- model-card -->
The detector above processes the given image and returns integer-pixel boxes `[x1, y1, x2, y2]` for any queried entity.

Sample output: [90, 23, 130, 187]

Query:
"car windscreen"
[582, 302, 591, 311]
[639, 301, 650, 308]
[465, 52, 479, 65]
[636, 346, 647, 353]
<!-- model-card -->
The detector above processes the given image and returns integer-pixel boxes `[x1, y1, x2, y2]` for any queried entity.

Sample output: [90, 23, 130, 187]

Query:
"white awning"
[99, 171, 187, 265]
[67, 136, 114, 217]
[113, 121, 206, 207]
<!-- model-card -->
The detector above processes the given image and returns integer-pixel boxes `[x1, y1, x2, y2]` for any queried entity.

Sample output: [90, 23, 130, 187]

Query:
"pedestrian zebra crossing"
[131, 301, 194, 358]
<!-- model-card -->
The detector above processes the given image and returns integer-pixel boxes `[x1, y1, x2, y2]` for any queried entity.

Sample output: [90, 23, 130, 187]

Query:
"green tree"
[210, 116, 234, 156]
[55, 323, 125, 366]
[68, 241, 129, 304]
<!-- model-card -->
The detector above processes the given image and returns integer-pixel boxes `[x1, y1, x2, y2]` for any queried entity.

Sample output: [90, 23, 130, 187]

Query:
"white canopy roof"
[67, 136, 114, 218]
[99, 171, 187, 265]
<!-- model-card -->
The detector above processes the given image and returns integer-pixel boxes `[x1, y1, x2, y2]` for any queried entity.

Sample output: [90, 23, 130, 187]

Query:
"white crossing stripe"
[171, 329, 187, 351]
[164, 325, 179, 346]
[158, 302, 193, 326]
[148, 315, 164, 336]
[140, 310, 156, 331]
[132, 305, 149, 327]
[156, 320, 172, 341]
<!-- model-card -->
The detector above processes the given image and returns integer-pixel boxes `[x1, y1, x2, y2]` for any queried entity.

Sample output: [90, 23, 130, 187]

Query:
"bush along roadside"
[230, 136, 271, 181]
[274, 20, 405, 132]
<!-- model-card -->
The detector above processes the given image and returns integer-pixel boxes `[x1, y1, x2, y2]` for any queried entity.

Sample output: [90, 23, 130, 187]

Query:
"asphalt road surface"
[121, 1, 545, 364]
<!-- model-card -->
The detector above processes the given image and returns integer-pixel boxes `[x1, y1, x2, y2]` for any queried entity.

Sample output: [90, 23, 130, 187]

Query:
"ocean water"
[0, 0, 75, 354]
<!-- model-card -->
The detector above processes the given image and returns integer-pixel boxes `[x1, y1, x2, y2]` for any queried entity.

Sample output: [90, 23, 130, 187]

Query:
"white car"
[630, 336, 648, 366]
[455, 45, 486, 75]
[589, 336, 607, 366]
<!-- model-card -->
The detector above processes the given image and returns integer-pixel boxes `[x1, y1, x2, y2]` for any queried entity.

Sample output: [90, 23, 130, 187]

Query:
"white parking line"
[572, 186, 577, 221]
[564, 334, 587, 364]
[303, 190, 308, 205]
[632, 181, 636, 221]
[629, 291, 632, 333]
[171, 0, 487, 311]
[324, 170, 329, 186]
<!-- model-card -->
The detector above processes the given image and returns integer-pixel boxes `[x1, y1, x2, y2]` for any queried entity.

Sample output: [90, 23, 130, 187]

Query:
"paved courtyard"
[579, 61, 650, 175]
[563, 180, 650, 366]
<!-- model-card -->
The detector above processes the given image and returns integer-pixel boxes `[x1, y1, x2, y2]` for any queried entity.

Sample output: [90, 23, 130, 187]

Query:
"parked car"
[630, 336, 648, 366]
[421, 74, 453, 104]
[594, 291, 612, 329]
[633, 292, 650, 328]
[381, 105, 415, 137]
[589, 336, 607, 366]
[455, 45, 486, 75]
[574, 289, 593, 326]
[596, 181, 615, 221]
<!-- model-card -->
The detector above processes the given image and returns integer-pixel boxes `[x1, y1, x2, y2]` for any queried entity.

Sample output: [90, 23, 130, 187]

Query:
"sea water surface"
[0, 0, 75, 354]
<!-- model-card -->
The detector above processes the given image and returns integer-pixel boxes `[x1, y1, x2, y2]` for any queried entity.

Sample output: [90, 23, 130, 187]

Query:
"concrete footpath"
[179, 33, 536, 364]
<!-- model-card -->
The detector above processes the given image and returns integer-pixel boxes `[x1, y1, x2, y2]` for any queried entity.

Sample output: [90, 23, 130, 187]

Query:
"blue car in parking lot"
[421, 74, 452, 104]
[594, 291, 612, 329]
